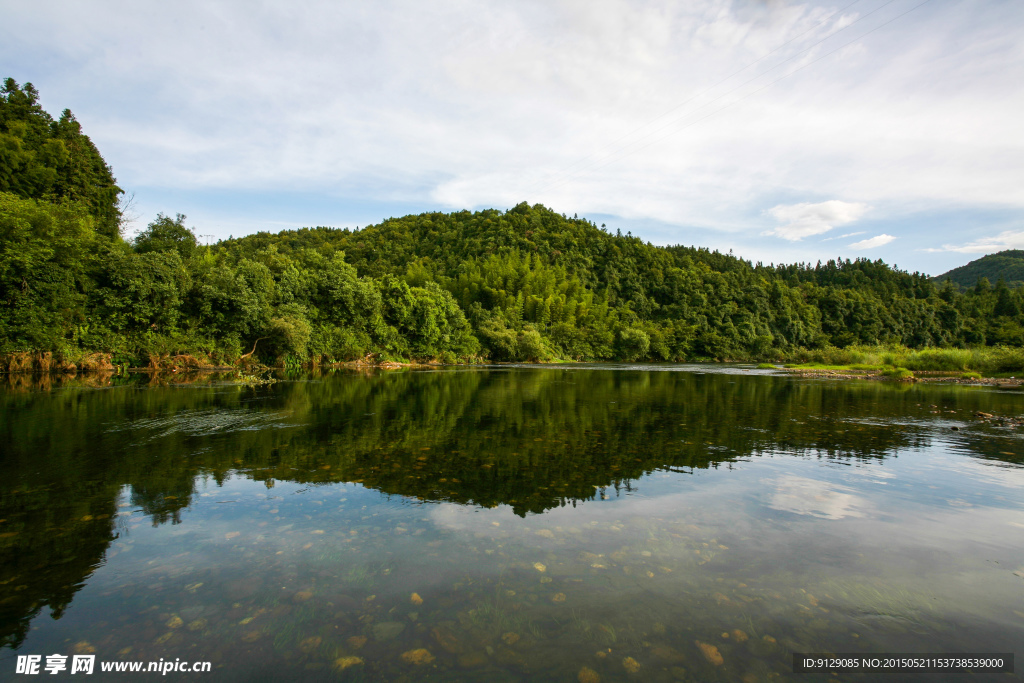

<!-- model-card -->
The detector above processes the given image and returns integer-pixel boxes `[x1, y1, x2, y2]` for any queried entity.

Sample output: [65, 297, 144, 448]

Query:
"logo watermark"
[15, 655, 211, 675]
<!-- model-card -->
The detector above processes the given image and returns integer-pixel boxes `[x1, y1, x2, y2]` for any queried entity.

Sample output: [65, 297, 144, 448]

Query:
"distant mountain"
[932, 250, 1024, 290]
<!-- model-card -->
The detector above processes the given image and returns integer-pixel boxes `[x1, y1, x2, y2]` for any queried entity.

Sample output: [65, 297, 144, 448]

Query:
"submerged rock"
[400, 648, 435, 665]
[578, 666, 601, 683]
[622, 656, 641, 673]
[373, 621, 406, 641]
[651, 645, 686, 664]
[493, 647, 528, 669]
[432, 625, 463, 654]
[696, 641, 724, 666]
[458, 652, 488, 668]
[333, 656, 364, 671]
[298, 636, 322, 653]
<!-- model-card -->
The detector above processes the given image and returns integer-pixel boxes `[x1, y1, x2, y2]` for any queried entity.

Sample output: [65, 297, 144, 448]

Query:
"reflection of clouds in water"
[954, 458, 1024, 489]
[769, 476, 869, 520]
[845, 466, 896, 480]
[430, 503, 504, 533]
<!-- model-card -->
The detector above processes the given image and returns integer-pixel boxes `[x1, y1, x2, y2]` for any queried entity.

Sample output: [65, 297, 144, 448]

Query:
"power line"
[537, 0, 933, 197]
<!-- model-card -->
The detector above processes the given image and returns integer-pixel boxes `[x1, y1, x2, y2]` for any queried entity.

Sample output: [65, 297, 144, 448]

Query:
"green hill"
[932, 250, 1024, 290]
[3, 77, 1024, 368]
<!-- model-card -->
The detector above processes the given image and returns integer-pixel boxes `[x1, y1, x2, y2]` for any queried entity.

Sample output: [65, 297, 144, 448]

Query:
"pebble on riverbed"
[696, 640, 724, 666]
[333, 656, 363, 671]
[400, 648, 435, 665]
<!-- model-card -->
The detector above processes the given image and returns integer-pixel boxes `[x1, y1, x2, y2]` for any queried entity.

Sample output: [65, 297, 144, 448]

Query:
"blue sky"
[3, 0, 1022, 276]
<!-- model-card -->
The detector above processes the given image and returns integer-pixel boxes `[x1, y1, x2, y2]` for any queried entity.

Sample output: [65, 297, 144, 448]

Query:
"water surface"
[1, 366, 1022, 681]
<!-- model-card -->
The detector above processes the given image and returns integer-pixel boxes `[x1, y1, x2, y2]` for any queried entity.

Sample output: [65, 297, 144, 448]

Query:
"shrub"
[880, 367, 914, 381]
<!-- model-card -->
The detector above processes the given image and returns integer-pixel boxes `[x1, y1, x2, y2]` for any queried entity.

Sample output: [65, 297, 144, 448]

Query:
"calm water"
[1, 366, 1022, 682]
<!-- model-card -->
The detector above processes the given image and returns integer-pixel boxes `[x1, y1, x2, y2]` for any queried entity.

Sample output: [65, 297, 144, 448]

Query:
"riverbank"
[776, 366, 1024, 387]
[772, 345, 1024, 376]
[4, 345, 1024, 385]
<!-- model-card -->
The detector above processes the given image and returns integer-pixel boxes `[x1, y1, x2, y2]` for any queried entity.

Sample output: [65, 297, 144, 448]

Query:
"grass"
[879, 367, 914, 381]
[778, 345, 1024, 377]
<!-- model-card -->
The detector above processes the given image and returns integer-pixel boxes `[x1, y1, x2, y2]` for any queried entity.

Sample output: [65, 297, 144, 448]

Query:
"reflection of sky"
[12, 436, 1024, 666]
[768, 476, 869, 520]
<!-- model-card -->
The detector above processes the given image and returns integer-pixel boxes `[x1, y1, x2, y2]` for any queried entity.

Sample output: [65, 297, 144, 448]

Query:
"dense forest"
[2, 77, 1024, 369]
[932, 250, 1024, 291]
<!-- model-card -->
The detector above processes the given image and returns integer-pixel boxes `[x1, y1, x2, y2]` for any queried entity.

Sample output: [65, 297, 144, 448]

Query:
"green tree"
[133, 213, 198, 260]
[0, 78, 122, 237]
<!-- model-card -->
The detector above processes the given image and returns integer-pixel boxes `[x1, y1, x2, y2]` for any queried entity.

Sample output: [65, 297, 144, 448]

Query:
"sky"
[3, 0, 1022, 276]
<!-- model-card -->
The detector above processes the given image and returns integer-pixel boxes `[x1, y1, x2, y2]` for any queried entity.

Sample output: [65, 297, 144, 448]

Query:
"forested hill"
[2, 79, 1024, 369]
[0, 79, 122, 237]
[932, 250, 1024, 291]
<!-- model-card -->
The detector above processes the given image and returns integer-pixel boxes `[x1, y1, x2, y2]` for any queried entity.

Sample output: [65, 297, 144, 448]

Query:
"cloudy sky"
[3, 0, 1022, 275]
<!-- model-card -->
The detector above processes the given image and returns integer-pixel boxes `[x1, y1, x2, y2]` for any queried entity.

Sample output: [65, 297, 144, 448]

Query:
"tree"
[133, 213, 198, 260]
[0, 78, 122, 237]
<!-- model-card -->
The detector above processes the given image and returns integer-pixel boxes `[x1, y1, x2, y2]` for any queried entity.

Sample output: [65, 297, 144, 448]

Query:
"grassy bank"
[776, 345, 1024, 376]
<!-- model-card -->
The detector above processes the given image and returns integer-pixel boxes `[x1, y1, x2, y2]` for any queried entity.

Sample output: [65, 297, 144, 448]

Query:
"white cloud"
[2, 0, 1022, 270]
[925, 230, 1024, 254]
[821, 230, 865, 242]
[765, 200, 868, 241]
[849, 233, 895, 249]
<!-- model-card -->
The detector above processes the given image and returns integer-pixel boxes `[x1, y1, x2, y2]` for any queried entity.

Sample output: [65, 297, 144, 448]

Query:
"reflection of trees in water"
[0, 369, 1016, 647]
[0, 484, 119, 648]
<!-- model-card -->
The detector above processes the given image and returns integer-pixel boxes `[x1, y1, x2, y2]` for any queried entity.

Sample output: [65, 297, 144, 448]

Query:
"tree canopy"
[2, 78, 1023, 367]
[931, 250, 1024, 291]
[0, 78, 122, 238]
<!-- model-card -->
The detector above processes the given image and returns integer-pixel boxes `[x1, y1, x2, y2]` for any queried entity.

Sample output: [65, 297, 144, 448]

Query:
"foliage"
[132, 212, 198, 260]
[780, 344, 1024, 375]
[2, 80, 1024, 367]
[880, 367, 914, 381]
[932, 250, 1024, 290]
[0, 78, 122, 237]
